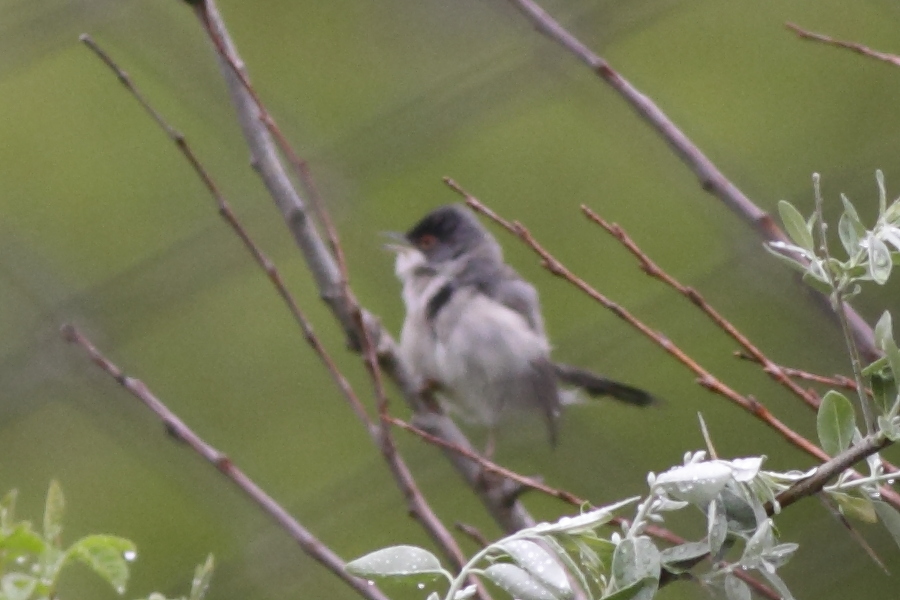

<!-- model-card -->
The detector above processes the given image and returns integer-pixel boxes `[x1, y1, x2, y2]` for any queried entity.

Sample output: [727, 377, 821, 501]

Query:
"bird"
[388, 204, 655, 448]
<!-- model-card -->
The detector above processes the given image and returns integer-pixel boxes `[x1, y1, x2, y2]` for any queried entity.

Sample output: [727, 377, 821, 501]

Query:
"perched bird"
[389, 204, 655, 447]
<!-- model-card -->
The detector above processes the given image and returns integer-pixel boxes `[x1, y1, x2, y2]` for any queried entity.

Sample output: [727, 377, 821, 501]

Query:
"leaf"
[759, 568, 796, 600]
[723, 574, 752, 600]
[600, 577, 658, 600]
[452, 585, 477, 600]
[532, 498, 639, 535]
[659, 541, 709, 573]
[42, 480, 64, 544]
[867, 236, 892, 284]
[497, 539, 571, 598]
[778, 200, 814, 251]
[189, 554, 215, 600]
[611, 537, 660, 587]
[707, 499, 728, 560]
[482, 563, 559, 600]
[816, 391, 856, 456]
[0, 490, 17, 533]
[66, 535, 137, 593]
[346, 546, 445, 580]
[741, 519, 773, 567]
[829, 491, 877, 523]
[873, 501, 900, 549]
[1, 573, 37, 600]
[875, 311, 894, 351]
[655, 462, 733, 504]
[0, 523, 46, 557]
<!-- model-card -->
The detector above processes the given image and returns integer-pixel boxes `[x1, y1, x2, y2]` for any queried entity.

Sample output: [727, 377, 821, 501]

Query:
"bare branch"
[176, 0, 538, 535]
[787, 22, 900, 68]
[447, 179, 900, 510]
[61, 325, 390, 600]
[581, 205, 821, 411]
[498, 0, 878, 361]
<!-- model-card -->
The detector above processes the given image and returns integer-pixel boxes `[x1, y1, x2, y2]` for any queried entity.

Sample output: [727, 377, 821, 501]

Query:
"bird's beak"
[382, 231, 411, 253]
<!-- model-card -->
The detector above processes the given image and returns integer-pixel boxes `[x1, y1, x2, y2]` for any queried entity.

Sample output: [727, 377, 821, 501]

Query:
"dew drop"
[123, 550, 137, 562]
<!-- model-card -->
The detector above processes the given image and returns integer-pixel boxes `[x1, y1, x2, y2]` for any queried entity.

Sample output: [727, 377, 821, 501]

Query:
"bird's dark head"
[405, 204, 491, 264]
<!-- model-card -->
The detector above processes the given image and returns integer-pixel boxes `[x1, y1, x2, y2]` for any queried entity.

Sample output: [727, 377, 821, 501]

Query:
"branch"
[786, 22, 900, 68]
[61, 325, 389, 600]
[499, 0, 878, 361]
[446, 179, 900, 510]
[189, 0, 536, 535]
[79, 33, 476, 579]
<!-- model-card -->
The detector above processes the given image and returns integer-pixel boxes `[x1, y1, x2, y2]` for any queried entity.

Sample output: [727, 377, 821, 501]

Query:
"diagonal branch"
[61, 325, 390, 600]
[786, 22, 900, 68]
[185, 0, 536, 535]
[498, 0, 878, 361]
[79, 31, 478, 580]
[446, 178, 900, 510]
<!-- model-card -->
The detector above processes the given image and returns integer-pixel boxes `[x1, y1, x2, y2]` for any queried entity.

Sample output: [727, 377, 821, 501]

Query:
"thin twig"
[811, 174, 875, 434]
[786, 22, 900, 68]
[389, 416, 779, 599]
[193, 0, 536, 536]
[386, 416, 586, 506]
[734, 352, 859, 392]
[581, 204, 821, 412]
[446, 179, 900, 510]
[79, 32, 470, 576]
[61, 325, 389, 600]
[498, 0, 878, 361]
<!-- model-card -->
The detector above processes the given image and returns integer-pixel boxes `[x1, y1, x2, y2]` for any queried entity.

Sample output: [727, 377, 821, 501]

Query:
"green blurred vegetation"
[2, 0, 900, 598]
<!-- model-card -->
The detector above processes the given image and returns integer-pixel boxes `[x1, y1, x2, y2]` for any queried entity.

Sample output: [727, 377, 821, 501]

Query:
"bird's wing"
[490, 271, 547, 337]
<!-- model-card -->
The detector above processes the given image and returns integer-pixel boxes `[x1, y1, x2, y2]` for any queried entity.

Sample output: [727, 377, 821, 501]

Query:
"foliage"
[0, 482, 214, 600]
[347, 172, 900, 600]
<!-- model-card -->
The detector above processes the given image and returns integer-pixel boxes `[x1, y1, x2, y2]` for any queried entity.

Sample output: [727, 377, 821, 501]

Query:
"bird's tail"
[553, 363, 658, 407]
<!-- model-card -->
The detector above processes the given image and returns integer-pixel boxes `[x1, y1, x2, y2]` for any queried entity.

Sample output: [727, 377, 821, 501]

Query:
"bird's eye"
[417, 234, 437, 250]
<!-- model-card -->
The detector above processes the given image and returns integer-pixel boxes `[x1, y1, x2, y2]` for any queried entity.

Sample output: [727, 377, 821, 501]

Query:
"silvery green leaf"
[483, 563, 559, 600]
[723, 574, 751, 600]
[875, 311, 894, 352]
[707, 499, 728, 559]
[878, 415, 900, 441]
[43, 480, 64, 543]
[873, 501, 900, 549]
[762, 543, 799, 569]
[828, 491, 877, 523]
[764, 242, 815, 274]
[533, 498, 639, 535]
[498, 539, 571, 598]
[1, 574, 37, 600]
[778, 200, 814, 251]
[870, 368, 897, 415]
[189, 554, 215, 600]
[65, 535, 137, 593]
[816, 390, 856, 456]
[838, 213, 860, 259]
[346, 546, 444, 580]
[759, 569, 795, 600]
[611, 537, 660, 587]
[651, 498, 689, 512]
[655, 461, 732, 504]
[601, 578, 657, 600]
[659, 541, 709, 573]
[726, 457, 763, 482]
[453, 585, 477, 599]
[877, 170, 887, 217]
[867, 236, 892, 284]
[740, 520, 773, 567]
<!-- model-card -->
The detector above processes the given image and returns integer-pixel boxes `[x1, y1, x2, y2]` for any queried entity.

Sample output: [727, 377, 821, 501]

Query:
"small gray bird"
[391, 204, 655, 447]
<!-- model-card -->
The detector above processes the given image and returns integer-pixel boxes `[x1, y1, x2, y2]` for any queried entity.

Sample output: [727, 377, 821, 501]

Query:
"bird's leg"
[418, 378, 444, 413]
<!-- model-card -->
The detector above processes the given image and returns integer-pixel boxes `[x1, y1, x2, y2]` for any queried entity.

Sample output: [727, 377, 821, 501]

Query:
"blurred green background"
[2, 0, 900, 598]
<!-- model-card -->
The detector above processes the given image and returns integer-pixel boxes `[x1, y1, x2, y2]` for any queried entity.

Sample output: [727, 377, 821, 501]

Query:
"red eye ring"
[417, 234, 437, 250]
